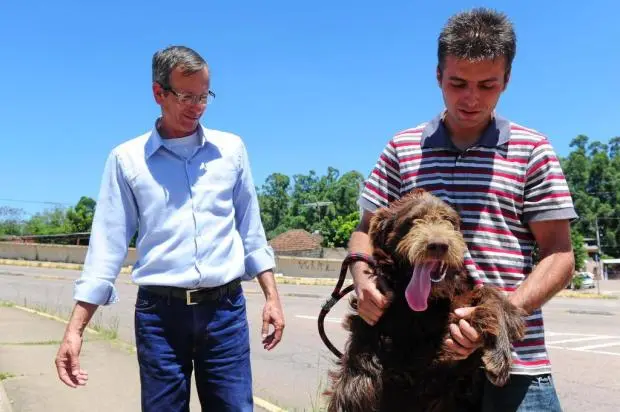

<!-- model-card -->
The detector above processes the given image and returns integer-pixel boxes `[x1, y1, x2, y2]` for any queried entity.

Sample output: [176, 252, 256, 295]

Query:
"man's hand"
[261, 296, 285, 350]
[444, 307, 482, 360]
[55, 301, 97, 388]
[256, 270, 285, 350]
[55, 333, 89, 388]
[353, 262, 392, 325]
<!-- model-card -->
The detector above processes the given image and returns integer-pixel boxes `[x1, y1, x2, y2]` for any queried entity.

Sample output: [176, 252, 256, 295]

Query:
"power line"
[0, 198, 72, 206]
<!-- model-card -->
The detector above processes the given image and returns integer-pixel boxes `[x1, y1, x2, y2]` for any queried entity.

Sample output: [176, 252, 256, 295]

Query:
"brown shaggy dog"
[326, 189, 525, 412]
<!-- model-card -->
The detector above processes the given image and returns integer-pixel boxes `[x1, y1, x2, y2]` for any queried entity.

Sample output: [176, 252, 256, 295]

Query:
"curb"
[0, 259, 132, 274]
[0, 379, 13, 412]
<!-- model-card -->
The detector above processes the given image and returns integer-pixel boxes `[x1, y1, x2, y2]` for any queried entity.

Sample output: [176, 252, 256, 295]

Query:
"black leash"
[318, 252, 376, 358]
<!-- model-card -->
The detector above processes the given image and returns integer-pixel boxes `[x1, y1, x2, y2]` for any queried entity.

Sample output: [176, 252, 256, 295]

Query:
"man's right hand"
[352, 261, 392, 325]
[55, 332, 88, 388]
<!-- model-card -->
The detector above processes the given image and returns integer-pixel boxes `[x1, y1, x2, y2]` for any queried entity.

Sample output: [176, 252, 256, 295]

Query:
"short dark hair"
[438, 8, 516, 76]
[152, 45, 209, 89]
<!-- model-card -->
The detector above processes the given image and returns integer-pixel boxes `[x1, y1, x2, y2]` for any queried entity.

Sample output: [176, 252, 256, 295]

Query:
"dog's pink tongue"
[405, 262, 437, 312]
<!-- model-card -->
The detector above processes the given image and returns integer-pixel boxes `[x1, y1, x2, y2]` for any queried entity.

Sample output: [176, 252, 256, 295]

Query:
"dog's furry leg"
[467, 287, 525, 387]
[325, 315, 384, 412]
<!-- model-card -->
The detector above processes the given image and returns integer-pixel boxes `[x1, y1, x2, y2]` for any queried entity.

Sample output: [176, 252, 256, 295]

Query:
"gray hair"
[152, 45, 209, 89]
[438, 8, 516, 78]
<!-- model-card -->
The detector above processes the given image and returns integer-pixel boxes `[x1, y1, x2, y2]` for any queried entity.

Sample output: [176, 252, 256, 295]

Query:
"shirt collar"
[420, 110, 511, 150]
[145, 118, 207, 158]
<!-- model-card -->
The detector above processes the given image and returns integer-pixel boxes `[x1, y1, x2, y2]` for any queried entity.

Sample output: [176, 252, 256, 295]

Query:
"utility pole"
[595, 217, 603, 292]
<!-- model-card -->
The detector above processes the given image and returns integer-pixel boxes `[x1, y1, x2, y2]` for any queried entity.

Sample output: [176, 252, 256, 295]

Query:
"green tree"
[66, 196, 96, 232]
[258, 173, 291, 237]
[319, 211, 360, 247]
[0, 206, 26, 236]
[256, 167, 364, 245]
[571, 229, 587, 272]
[24, 207, 72, 236]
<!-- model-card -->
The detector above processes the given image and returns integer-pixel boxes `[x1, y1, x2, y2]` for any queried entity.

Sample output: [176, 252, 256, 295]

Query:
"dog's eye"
[446, 215, 459, 228]
[411, 218, 425, 226]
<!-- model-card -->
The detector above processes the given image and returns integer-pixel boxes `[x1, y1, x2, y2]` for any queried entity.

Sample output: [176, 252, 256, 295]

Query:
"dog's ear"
[368, 206, 395, 250]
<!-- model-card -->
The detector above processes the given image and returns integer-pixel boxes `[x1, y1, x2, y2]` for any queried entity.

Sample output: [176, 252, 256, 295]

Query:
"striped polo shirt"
[358, 111, 578, 375]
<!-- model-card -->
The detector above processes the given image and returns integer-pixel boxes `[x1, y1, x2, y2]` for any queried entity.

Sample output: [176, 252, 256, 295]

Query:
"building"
[268, 229, 323, 258]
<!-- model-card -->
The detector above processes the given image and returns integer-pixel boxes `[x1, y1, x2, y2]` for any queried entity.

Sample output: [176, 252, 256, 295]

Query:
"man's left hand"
[444, 307, 482, 359]
[261, 297, 285, 350]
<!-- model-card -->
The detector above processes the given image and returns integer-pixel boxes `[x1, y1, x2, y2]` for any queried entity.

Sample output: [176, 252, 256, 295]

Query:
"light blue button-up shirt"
[74, 121, 275, 306]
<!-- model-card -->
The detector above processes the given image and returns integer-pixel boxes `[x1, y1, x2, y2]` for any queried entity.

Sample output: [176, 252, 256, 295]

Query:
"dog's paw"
[482, 346, 511, 387]
[503, 305, 526, 343]
[437, 340, 463, 363]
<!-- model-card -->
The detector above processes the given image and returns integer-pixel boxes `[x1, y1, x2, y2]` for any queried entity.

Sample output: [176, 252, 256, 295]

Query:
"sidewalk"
[0, 305, 207, 412]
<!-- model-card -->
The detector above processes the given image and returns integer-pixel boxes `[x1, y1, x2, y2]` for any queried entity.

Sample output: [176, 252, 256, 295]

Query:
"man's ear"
[153, 82, 165, 105]
[503, 69, 511, 91]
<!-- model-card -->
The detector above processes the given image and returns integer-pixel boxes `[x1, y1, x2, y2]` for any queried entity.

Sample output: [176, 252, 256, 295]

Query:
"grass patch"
[0, 301, 15, 308]
[556, 291, 618, 299]
[4, 298, 121, 342]
[90, 313, 120, 341]
[0, 340, 63, 346]
[0, 372, 15, 381]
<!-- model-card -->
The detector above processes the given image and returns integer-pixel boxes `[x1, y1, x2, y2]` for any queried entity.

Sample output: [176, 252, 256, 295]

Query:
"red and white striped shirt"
[359, 112, 577, 376]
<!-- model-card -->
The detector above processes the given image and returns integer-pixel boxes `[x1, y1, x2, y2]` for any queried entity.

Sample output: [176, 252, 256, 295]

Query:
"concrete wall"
[274, 256, 343, 278]
[0, 242, 137, 267]
[0, 242, 344, 278]
[321, 247, 348, 260]
[276, 249, 323, 259]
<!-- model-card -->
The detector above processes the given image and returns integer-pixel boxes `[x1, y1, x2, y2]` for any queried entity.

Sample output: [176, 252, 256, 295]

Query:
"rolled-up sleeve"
[232, 141, 276, 279]
[74, 150, 139, 305]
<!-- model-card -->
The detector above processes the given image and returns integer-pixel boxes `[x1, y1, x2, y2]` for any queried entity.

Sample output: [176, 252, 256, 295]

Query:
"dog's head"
[368, 189, 467, 311]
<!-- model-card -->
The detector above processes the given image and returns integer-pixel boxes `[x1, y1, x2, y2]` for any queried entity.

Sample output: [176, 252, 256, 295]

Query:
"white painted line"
[545, 332, 609, 337]
[573, 341, 620, 351]
[296, 314, 342, 323]
[580, 349, 620, 357]
[547, 345, 620, 357]
[546, 336, 616, 345]
[254, 396, 288, 412]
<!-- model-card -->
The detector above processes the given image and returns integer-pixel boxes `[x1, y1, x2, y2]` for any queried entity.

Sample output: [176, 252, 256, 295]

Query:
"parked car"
[567, 272, 596, 289]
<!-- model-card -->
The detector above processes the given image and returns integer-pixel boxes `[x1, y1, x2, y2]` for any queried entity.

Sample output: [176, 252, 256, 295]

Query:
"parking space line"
[546, 336, 616, 345]
[573, 341, 620, 351]
[295, 315, 620, 358]
[296, 314, 341, 323]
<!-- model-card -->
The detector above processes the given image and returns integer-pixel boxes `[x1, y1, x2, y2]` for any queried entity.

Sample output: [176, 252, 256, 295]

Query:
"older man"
[55, 45, 284, 412]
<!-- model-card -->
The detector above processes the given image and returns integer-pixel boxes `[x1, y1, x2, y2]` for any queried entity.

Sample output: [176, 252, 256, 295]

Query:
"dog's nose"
[427, 242, 449, 254]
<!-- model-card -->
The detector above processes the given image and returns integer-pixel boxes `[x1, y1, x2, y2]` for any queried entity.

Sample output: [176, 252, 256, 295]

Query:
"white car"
[569, 272, 595, 289]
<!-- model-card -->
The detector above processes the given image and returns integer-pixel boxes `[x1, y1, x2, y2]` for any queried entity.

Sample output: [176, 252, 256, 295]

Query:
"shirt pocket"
[192, 157, 239, 216]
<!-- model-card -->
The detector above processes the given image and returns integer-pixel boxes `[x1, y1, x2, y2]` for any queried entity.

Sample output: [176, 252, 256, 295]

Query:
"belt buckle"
[186, 289, 200, 305]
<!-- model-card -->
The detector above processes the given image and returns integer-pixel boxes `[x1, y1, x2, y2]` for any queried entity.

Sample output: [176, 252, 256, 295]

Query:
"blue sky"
[1, 0, 618, 217]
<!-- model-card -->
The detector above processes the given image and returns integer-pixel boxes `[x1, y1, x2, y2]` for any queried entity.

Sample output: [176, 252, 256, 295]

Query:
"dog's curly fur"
[325, 190, 525, 412]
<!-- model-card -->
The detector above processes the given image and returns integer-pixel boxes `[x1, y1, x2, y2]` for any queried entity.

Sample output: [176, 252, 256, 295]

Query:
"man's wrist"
[350, 261, 373, 284]
[257, 270, 279, 301]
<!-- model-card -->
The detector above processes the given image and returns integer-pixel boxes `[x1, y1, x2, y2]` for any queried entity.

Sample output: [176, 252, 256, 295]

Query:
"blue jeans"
[134, 285, 253, 412]
[482, 373, 562, 411]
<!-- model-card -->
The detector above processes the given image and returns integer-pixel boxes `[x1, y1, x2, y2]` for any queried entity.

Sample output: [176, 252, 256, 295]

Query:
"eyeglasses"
[161, 84, 216, 105]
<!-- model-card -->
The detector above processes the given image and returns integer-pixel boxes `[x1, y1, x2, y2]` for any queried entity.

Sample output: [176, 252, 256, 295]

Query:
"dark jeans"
[481, 373, 563, 411]
[134, 285, 253, 412]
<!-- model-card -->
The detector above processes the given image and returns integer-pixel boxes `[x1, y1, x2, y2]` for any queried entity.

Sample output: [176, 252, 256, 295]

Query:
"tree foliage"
[561, 135, 620, 259]
[257, 167, 364, 247]
[0, 197, 97, 240]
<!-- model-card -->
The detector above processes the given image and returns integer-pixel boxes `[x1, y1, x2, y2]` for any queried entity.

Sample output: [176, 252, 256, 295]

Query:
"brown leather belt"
[140, 278, 241, 305]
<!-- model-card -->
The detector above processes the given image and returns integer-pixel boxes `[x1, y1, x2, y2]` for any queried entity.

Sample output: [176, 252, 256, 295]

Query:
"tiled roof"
[269, 229, 322, 252]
